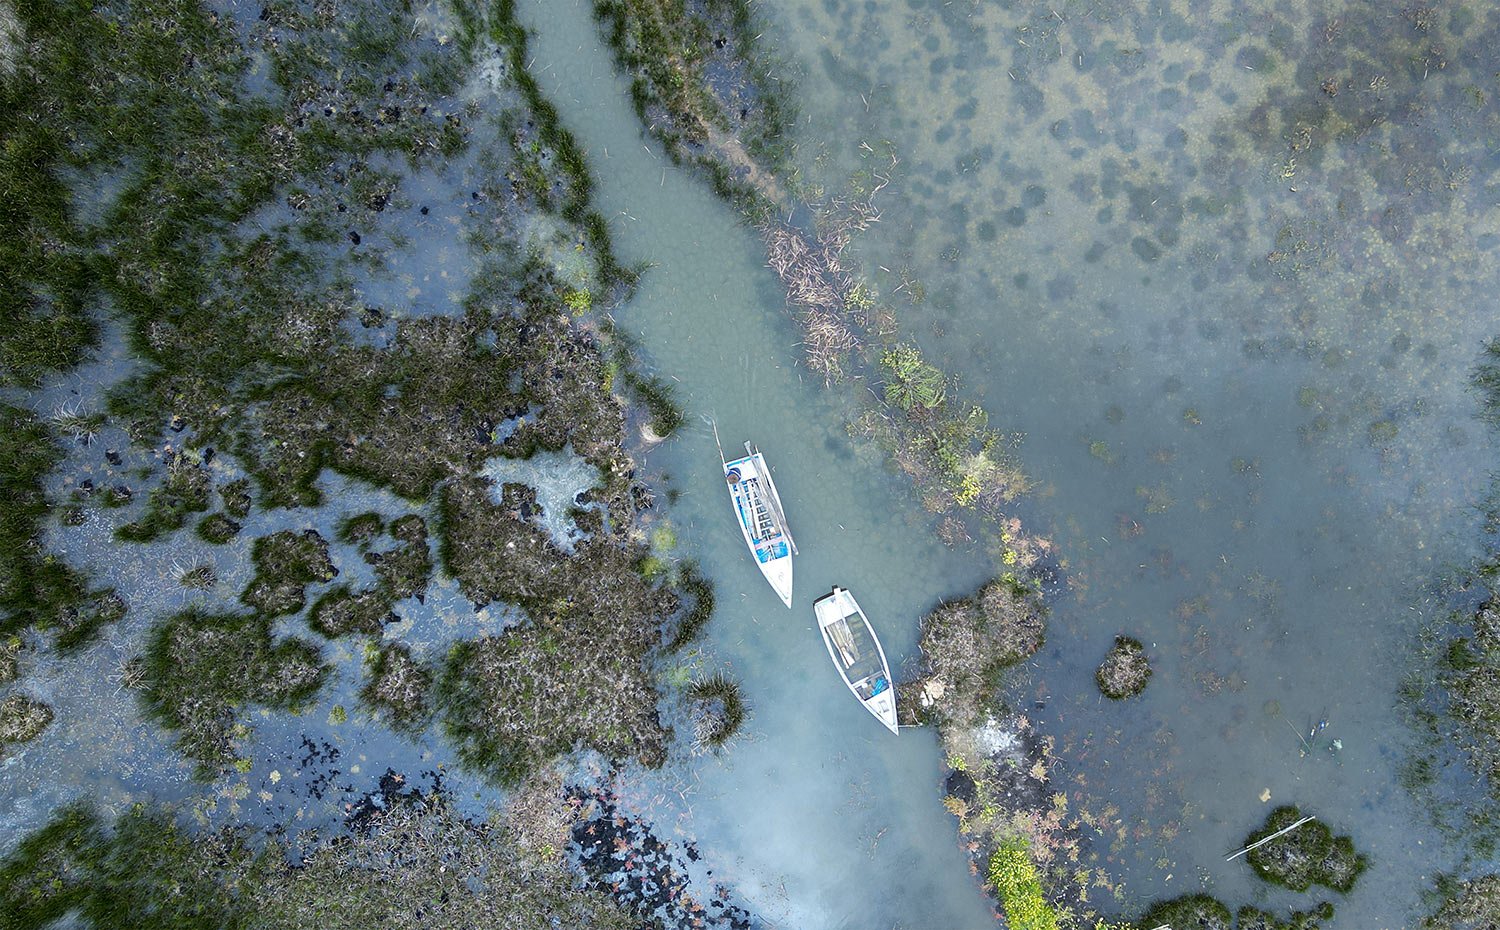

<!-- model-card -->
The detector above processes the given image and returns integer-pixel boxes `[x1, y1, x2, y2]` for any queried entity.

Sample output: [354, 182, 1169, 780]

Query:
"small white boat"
[814, 586, 898, 734]
[721, 440, 797, 607]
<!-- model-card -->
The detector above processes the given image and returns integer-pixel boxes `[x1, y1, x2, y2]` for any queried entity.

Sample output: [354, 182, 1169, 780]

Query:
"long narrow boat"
[721, 440, 797, 607]
[813, 586, 898, 734]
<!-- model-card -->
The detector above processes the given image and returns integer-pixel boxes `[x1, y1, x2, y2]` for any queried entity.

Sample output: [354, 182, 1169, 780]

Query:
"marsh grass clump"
[337, 512, 385, 545]
[0, 404, 116, 646]
[1237, 902, 1335, 930]
[686, 671, 746, 751]
[140, 607, 328, 775]
[309, 587, 393, 638]
[241, 530, 337, 617]
[0, 792, 637, 930]
[368, 515, 432, 599]
[1445, 597, 1500, 785]
[219, 480, 252, 520]
[177, 564, 218, 591]
[1137, 894, 1233, 930]
[590, 0, 794, 214]
[436, 477, 676, 784]
[911, 578, 1046, 726]
[1427, 873, 1500, 929]
[196, 513, 242, 545]
[0, 638, 19, 686]
[1096, 635, 1152, 699]
[620, 368, 685, 438]
[1244, 806, 1367, 893]
[115, 454, 212, 542]
[0, 693, 54, 752]
[665, 560, 714, 650]
[360, 642, 431, 732]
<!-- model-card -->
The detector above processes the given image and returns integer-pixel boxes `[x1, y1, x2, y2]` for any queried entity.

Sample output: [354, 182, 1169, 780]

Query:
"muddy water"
[516, 1, 1010, 926]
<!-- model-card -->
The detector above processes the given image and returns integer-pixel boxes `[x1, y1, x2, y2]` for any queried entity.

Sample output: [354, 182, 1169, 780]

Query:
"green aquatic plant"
[987, 839, 1058, 930]
[882, 344, 947, 411]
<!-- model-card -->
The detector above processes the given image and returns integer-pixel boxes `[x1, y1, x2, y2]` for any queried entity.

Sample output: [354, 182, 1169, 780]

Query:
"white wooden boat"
[813, 586, 898, 734]
[721, 440, 797, 607]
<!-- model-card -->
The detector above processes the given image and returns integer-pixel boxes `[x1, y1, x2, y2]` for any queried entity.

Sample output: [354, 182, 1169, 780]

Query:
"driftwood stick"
[1225, 815, 1316, 861]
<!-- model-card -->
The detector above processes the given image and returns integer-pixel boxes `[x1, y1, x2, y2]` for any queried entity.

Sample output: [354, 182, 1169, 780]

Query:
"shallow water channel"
[519, 1, 1005, 926]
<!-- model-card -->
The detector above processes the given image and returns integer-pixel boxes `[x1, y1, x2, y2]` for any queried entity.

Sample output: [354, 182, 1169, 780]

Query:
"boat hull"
[723, 445, 795, 608]
[813, 586, 899, 735]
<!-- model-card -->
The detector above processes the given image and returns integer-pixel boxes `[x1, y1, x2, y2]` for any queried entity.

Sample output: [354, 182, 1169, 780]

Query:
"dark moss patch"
[1096, 635, 1152, 699]
[241, 530, 337, 618]
[140, 607, 328, 775]
[908, 578, 1045, 726]
[686, 671, 746, 751]
[196, 513, 243, 545]
[1137, 894, 1232, 930]
[360, 642, 432, 732]
[1244, 806, 1367, 893]
[0, 693, 55, 754]
[308, 586, 394, 638]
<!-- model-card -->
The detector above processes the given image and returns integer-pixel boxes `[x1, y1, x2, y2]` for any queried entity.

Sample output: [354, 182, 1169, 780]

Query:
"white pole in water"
[710, 416, 727, 465]
[1225, 815, 1316, 861]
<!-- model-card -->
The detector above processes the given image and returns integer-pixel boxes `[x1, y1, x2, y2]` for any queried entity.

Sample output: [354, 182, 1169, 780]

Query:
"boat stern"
[764, 558, 793, 608]
[869, 689, 899, 735]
